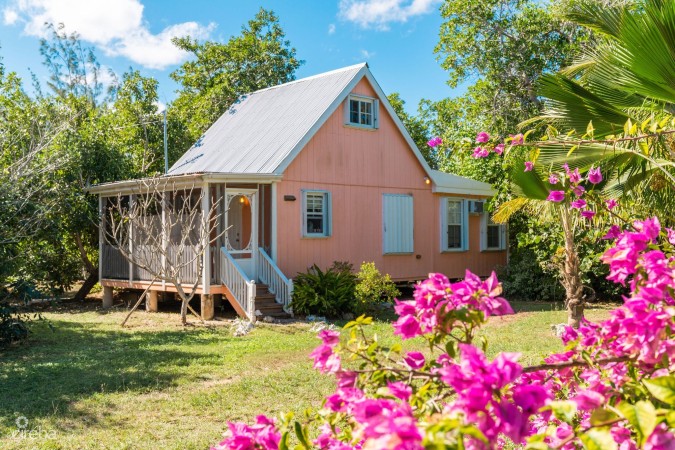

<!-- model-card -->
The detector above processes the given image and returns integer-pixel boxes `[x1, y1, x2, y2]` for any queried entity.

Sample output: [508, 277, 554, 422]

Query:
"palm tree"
[496, 0, 675, 326]
[526, 0, 675, 217]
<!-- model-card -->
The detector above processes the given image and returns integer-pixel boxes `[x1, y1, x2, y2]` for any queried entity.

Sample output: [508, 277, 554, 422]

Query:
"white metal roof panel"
[430, 169, 495, 197]
[169, 64, 367, 175]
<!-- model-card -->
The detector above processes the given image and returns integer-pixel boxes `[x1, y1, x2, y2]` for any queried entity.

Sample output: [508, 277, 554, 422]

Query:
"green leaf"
[566, 145, 578, 157]
[590, 407, 619, 426]
[618, 401, 657, 445]
[293, 421, 310, 449]
[548, 400, 577, 423]
[579, 429, 618, 450]
[586, 120, 595, 137]
[279, 431, 290, 450]
[644, 376, 675, 406]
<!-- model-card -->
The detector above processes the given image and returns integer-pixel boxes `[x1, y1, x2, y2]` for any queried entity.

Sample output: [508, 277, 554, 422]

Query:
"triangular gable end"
[272, 65, 434, 178]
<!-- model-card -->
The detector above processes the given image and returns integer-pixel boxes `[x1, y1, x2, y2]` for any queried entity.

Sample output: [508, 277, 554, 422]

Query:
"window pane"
[350, 100, 359, 123]
[447, 225, 462, 248]
[305, 193, 326, 235]
[447, 200, 462, 225]
[487, 225, 500, 248]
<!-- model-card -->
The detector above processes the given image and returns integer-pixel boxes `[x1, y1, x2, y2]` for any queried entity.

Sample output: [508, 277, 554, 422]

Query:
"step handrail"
[257, 248, 293, 313]
[220, 248, 256, 320]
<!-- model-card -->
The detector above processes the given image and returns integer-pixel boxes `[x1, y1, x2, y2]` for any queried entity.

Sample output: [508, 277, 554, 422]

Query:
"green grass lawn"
[0, 299, 612, 449]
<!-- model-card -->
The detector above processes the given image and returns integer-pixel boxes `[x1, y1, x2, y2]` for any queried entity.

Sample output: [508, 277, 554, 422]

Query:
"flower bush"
[213, 216, 675, 449]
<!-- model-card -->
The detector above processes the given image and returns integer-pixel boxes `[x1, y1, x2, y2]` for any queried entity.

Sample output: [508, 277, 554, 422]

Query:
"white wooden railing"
[257, 248, 293, 313]
[220, 248, 256, 320]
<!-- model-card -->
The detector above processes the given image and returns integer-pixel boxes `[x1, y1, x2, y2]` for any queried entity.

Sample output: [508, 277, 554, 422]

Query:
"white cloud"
[3, 0, 215, 70]
[339, 0, 440, 30]
[360, 49, 375, 59]
[3, 8, 18, 25]
[328, 23, 336, 34]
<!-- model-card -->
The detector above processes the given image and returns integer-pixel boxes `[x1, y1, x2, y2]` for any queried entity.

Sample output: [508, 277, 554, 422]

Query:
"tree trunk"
[176, 284, 189, 325]
[560, 208, 584, 328]
[73, 231, 98, 301]
[74, 270, 98, 302]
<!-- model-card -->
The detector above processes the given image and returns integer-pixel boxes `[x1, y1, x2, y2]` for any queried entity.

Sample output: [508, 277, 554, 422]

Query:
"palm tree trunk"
[559, 207, 584, 327]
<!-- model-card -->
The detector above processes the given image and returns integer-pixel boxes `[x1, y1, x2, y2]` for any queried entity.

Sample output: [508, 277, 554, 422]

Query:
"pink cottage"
[91, 64, 507, 320]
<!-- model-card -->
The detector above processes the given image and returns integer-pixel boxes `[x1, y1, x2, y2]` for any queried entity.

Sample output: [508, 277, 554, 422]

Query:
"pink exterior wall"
[275, 78, 506, 281]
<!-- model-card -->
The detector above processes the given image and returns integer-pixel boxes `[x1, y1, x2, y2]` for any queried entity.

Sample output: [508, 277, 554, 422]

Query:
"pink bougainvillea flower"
[214, 415, 281, 450]
[548, 173, 559, 184]
[387, 381, 413, 401]
[524, 161, 534, 172]
[393, 314, 422, 340]
[427, 136, 442, 148]
[570, 199, 587, 209]
[572, 185, 586, 197]
[666, 228, 675, 245]
[547, 191, 565, 202]
[581, 210, 596, 220]
[606, 198, 618, 210]
[587, 166, 603, 184]
[472, 146, 490, 158]
[403, 351, 425, 370]
[318, 329, 340, 347]
[310, 344, 342, 374]
[568, 168, 582, 184]
[494, 143, 505, 155]
[476, 131, 490, 143]
[572, 390, 605, 411]
[603, 225, 622, 240]
[509, 133, 524, 145]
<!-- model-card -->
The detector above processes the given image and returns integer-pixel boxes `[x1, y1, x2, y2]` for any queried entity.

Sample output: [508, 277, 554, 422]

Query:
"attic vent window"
[345, 95, 379, 129]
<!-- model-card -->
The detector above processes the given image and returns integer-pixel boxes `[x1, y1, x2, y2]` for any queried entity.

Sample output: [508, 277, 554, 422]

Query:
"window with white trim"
[441, 198, 468, 251]
[345, 95, 379, 129]
[303, 191, 331, 237]
[481, 213, 507, 251]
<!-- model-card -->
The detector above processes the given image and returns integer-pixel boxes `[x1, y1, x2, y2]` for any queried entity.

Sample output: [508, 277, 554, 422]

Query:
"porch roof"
[429, 170, 495, 197]
[87, 172, 282, 195]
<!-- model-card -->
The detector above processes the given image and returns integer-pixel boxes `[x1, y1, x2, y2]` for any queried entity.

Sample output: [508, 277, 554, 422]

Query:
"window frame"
[344, 94, 379, 130]
[301, 190, 331, 238]
[480, 212, 507, 251]
[440, 198, 469, 252]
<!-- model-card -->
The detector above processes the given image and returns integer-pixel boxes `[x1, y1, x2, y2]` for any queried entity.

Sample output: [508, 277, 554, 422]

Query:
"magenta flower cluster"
[544, 163, 609, 220]
[470, 132, 522, 159]
[393, 271, 513, 340]
[216, 217, 675, 449]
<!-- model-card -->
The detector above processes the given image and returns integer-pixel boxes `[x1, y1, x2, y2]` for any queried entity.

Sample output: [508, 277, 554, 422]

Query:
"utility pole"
[163, 109, 168, 174]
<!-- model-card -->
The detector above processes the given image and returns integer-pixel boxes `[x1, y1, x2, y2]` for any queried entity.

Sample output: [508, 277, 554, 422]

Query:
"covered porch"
[91, 174, 293, 321]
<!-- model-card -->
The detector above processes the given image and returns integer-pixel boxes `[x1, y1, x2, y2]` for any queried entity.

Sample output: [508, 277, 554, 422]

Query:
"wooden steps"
[254, 284, 290, 319]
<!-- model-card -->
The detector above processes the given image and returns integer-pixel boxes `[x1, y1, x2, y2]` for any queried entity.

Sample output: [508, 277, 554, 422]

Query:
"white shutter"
[462, 199, 469, 250]
[480, 212, 487, 251]
[383, 194, 414, 254]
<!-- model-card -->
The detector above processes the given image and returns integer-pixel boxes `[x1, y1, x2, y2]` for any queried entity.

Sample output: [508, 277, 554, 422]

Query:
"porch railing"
[220, 248, 256, 320]
[257, 248, 293, 313]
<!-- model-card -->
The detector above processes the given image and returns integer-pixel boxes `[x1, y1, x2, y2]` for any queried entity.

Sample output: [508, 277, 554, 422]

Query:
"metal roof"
[429, 170, 495, 197]
[168, 63, 368, 176]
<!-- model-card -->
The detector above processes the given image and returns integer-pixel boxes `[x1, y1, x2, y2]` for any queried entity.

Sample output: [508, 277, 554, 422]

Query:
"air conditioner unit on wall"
[468, 200, 484, 215]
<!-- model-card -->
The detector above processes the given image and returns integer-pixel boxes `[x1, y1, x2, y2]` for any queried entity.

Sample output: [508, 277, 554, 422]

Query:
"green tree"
[170, 8, 303, 146]
[386, 93, 433, 166]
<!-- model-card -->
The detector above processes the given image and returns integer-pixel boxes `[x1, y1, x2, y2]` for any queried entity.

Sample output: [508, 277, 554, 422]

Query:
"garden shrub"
[353, 262, 400, 315]
[290, 261, 356, 318]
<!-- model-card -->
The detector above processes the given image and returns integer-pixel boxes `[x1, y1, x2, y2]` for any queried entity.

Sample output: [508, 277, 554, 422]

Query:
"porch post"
[102, 285, 113, 308]
[146, 290, 158, 312]
[202, 182, 211, 294]
[161, 192, 167, 290]
[271, 182, 278, 262]
[98, 195, 104, 283]
[201, 294, 214, 320]
[129, 194, 135, 287]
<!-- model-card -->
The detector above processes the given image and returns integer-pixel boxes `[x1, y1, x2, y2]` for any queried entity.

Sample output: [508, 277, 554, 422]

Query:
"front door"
[225, 190, 257, 280]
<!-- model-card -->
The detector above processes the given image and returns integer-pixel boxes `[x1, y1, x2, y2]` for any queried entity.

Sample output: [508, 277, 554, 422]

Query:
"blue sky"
[0, 0, 464, 113]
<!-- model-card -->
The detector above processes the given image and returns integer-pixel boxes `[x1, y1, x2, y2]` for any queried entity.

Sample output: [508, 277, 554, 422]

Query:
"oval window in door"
[227, 195, 252, 251]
